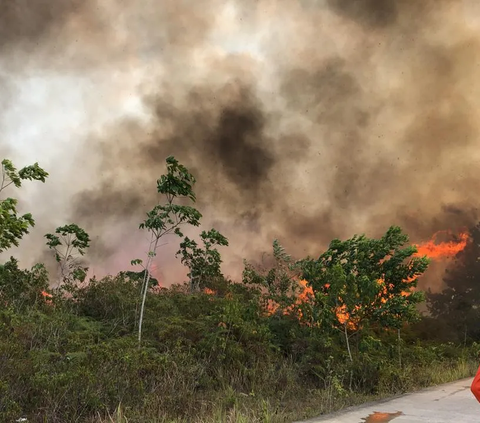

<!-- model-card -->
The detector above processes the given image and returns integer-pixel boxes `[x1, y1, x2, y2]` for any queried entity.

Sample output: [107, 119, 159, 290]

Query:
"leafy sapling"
[133, 156, 202, 346]
[45, 224, 91, 289]
[176, 228, 229, 292]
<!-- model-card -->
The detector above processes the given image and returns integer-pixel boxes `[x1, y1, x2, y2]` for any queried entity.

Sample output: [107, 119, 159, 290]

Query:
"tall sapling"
[133, 156, 202, 345]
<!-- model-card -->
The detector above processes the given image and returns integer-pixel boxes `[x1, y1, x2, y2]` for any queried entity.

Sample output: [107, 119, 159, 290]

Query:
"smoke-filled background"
[2, 0, 480, 288]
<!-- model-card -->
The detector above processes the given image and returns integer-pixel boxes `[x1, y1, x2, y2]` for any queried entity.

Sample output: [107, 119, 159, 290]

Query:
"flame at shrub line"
[265, 230, 470, 326]
[36, 230, 470, 325]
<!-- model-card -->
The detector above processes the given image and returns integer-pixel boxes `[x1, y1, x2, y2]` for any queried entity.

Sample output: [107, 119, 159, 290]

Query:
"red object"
[471, 365, 480, 402]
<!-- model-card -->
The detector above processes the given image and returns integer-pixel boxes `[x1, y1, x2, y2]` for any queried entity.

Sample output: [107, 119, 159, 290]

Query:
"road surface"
[297, 378, 478, 422]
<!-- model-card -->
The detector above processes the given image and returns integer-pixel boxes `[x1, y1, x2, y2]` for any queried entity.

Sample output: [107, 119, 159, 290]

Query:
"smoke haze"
[2, 0, 480, 288]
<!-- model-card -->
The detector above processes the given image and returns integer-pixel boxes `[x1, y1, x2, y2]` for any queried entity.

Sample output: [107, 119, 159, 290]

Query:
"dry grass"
[90, 358, 477, 423]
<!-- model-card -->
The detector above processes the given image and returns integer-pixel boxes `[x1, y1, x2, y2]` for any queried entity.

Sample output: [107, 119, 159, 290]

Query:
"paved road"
[297, 378, 478, 422]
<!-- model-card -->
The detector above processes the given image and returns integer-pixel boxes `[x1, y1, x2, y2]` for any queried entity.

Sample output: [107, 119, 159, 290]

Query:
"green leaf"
[1, 159, 48, 191]
[0, 159, 48, 252]
[0, 198, 36, 252]
[44, 223, 91, 283]
[176, 228, 229, 291]
[18, 162, 49, 183]
[156, 156, 197, 202]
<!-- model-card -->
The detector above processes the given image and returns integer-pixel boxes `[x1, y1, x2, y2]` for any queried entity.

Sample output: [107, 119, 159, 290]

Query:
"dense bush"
[0, 272, 477, 422]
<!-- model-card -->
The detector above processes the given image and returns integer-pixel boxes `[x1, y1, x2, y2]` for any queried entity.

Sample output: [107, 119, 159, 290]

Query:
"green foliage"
[0, 257, 49, 311]
[45, 224, 90, 258]
[138, 156, 202, 239]
[157, 155, 197, 201]
[123, 269, 159, 287]
[135, 156, 205, 345]
[299, 226, 429, 361]
[139, 203, 202, 238]
[300, 226, 428, 331]
[1, 159, 48, 189]
[0, 198, 34, 253]
[243, 239, 302, 312]
[0, 159, 48, 252]
[45, 223, 91, 285]
[0, 270, 476, 423]
[177, 228, 229, 292]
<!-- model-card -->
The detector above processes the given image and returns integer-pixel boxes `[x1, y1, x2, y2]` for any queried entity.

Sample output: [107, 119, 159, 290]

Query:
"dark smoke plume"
[2, 0, 480, 289]
[327, 0, 399, 28]
[0, 0, 83, 48]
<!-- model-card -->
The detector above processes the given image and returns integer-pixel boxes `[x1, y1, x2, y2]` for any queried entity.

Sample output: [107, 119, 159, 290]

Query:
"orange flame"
[265, 279, 313, 320]
[266, 299, 280, 315]
[336, 304, 359, 330]
[284, 279, 315, 321]
[414, 230, 469, 259]
[297, 279, 314, 302]
[263, 280, 362, 329]
[41, 290, 53, 305]
[263, 229, 469, 329]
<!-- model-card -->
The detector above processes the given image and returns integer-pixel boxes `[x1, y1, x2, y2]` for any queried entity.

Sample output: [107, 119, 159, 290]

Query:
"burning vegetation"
[1, 156, 480, 422]
[260, 228, 470, 330]
[2, 0, 480, 421]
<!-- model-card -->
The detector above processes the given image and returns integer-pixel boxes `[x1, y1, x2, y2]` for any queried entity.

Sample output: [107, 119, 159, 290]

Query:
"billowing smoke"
[2, 0, 480, 288]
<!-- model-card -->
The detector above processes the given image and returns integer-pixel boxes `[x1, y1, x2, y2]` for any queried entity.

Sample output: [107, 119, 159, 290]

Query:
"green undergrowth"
[1, 274, 478, 423]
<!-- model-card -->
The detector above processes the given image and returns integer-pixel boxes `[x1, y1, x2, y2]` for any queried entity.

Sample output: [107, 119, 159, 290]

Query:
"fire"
[378, 276, 413, 299]
[266, 299, 280, 315]
[265, 275, 417, 329]
[414, 230, 469, 259]
[336, 304, 359, 330]
[265, 279, 351, 326]
[284, 279, 315, 321]
[297, 279, 314, 300]
[41, 290, 53, 305]
[263, 229, 470, 328]
[265, 279, 314, 320]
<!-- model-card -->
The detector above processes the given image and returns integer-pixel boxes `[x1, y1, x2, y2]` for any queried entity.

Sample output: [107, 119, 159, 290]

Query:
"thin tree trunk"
[189, 275, 195, 293]
[140, 233, 156, 301]
[397, 328, 402, 368]
[138, 237, 159, 347]
[345, 324, 353, 362]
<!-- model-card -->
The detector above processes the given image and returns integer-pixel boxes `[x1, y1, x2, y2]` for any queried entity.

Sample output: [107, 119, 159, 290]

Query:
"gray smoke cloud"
[2, 0, 480, 289]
